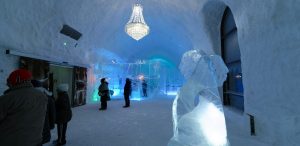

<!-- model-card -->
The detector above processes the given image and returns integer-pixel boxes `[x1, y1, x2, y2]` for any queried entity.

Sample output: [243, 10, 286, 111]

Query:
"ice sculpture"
[168, 50, 229, 146]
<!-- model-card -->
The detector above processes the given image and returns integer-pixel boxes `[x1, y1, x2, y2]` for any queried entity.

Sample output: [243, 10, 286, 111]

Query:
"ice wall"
[169, 50, 229, 146]
[87, 57, 183, 102]
[196, 1, 300, 145]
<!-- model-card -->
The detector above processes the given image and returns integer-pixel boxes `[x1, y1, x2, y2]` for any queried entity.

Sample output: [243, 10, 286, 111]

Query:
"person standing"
[0, 69, 48, 146]
[98, 78, 110, 110]
[54, 84, 72, 146]
[31, 79, 56, 145]
[123, 78, 132, 108]
[142, 79, 148, 97]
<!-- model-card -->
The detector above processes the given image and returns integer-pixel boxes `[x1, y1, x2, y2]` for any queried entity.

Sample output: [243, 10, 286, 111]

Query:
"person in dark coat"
[31, 79, 56, 145]
[54, 84, 72, 146]
[98, 78, 110, 110]
[123, 78, 132, 108]
[0, 69, 48, 146]
[142, 79, 148, 97]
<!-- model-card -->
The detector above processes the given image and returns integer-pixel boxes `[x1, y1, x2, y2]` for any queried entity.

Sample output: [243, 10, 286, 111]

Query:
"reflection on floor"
[45, 97, 174, 146]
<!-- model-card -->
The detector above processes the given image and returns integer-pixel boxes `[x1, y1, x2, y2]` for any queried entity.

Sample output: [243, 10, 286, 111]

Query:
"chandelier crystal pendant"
[125, 3, 150, 41]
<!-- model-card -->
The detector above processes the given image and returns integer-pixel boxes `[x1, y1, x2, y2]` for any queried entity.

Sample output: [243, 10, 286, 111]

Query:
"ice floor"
[45, 96, 174, 146]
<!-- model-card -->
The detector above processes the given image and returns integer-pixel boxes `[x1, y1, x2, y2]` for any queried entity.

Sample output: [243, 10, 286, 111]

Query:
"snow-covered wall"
[197, 0, 300, 145]
[0, 49, 19, 95]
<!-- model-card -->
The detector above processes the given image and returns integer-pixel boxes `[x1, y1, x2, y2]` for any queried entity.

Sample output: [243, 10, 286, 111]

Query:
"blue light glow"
[166, 91, 178, 96]
[131, 97, 144, 101]
[112, 89, 121, 96]
[88, 54, 184, 103]
[130, 91, 144, 101]
[92, 90, 99, 102]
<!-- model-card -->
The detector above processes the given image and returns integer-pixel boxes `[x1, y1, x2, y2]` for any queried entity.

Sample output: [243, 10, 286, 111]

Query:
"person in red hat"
[0, 69, 48, 146]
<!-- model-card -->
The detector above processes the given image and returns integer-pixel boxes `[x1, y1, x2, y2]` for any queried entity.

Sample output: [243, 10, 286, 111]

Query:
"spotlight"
[138, 74, 144, 80]
[235, 73, 242, 79]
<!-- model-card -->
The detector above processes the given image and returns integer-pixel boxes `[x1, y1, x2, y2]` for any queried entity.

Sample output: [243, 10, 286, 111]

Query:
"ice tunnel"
[86, 49, 184, 103]
[5, 0, 300, 146]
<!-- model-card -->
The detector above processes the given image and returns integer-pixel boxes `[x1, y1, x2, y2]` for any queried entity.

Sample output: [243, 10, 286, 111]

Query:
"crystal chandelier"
[125, 3, 150, 41]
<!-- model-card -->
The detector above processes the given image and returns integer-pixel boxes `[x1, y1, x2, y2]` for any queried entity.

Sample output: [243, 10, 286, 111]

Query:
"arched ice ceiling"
[0, 0, 222, 65]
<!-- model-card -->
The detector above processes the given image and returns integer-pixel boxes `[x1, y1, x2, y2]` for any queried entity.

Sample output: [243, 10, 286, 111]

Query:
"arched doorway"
[221, 7, 244, 111]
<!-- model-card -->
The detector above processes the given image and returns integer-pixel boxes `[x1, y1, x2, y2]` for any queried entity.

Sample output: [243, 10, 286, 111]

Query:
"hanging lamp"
[125, 3, 150, 41]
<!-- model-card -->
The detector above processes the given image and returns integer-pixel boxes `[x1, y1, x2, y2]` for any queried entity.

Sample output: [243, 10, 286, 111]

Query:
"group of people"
[98, 78, 132, 110]
[0, 69, 72, 146]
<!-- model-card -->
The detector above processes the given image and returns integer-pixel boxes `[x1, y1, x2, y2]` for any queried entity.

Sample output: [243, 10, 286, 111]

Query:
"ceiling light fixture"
[125, 3, 149, 41]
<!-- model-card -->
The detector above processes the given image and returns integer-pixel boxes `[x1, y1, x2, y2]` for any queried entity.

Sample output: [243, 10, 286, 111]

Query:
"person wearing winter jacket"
[31, 79, 56, 145]
[98, 78, 110, 110]
[123, 78, 132, 108]
[54, 84, 72, 146]
[0, 69, 48, 146]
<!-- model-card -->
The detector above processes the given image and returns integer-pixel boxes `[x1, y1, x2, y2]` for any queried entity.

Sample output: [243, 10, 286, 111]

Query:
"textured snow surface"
[45, 97, 173, 146]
